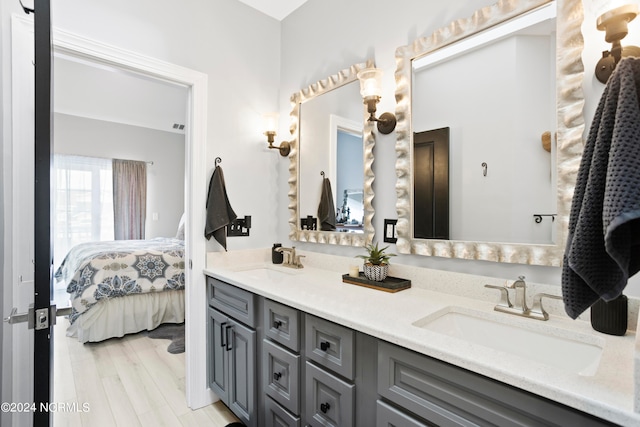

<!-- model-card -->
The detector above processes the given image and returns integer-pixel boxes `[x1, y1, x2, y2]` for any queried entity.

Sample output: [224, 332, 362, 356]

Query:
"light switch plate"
[383, 219, 397, 243]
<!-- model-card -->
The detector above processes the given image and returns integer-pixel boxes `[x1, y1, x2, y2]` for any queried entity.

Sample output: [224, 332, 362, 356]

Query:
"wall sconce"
[262, 113, 291, 156]
[594, 2, 640, 83]
[356, 67, 397, 134]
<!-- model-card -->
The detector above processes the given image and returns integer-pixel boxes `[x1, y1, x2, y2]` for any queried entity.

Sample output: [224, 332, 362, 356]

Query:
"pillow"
[175, 213, 186, 240]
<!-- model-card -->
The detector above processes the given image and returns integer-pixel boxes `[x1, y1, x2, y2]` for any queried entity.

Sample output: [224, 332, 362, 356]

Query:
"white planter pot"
[363, 263, 388, 282]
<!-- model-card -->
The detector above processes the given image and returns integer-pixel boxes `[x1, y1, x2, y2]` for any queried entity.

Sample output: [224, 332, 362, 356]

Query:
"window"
[53, 155, 114, 268]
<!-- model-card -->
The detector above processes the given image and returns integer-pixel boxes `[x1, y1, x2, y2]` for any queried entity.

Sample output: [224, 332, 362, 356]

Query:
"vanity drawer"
[264, 298, 300, 352]
[305, 361, 354, 427]
[207, 276, 257, 328]
[378, 341, 612, 426]
[265, 396, 301, 427]
[305, 314, 354, 380]
[376, 400, 430, 427]
[263, 339, 300, 415]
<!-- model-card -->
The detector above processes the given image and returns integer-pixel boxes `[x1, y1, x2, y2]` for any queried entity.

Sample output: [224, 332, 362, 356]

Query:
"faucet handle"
[530, 293, 562, 321]
[485, 284, 513, 308]
[506, 275, 526, 288]
[294, 254, 305, 268]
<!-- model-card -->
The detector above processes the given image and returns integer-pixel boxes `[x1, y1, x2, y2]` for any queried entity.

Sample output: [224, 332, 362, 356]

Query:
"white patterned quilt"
[55, 238, 185, 324]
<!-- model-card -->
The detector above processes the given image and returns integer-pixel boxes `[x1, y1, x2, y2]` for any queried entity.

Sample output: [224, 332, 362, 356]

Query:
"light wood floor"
[53, 320, 240, 426]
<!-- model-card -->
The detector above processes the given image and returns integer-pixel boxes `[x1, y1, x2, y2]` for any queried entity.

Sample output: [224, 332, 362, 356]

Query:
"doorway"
[50, 24, 212, 409]
[7, 15, 213, 423]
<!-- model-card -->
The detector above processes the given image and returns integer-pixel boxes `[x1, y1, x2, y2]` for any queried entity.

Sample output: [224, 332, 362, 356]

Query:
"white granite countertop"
[205, 249, 640, 426]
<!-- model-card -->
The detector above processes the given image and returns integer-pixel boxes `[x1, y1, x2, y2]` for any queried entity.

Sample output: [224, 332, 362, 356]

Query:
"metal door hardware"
[4, 304, 73, 329]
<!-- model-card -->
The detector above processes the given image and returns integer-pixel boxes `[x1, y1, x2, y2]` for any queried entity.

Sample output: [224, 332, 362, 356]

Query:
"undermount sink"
[233, 265, 302, 281]
[413, 307, 604, 376]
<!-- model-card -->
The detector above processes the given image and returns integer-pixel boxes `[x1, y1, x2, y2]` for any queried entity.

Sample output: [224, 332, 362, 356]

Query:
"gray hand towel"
[204, 166, 237, 251]
[317, 178, 336, 231]
[562, 57, 640, 319]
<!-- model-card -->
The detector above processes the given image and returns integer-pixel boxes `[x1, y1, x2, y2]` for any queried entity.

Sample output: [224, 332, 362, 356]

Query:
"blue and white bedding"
[55, 237, 185, 324]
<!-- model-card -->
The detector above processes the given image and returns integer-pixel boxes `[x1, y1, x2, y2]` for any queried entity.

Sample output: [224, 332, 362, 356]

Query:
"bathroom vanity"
[204, 250, 640, 427]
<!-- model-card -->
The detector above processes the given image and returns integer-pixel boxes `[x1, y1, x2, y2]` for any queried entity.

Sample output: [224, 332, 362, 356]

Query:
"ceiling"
[53, 1, 306, 131]
[53, 55, 188, 134]
[235, 0, 307, 20]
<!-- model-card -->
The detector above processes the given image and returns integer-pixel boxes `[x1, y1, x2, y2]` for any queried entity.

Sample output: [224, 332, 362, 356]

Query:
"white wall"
[0, 1, 6, 423]
[54, 113, 186, 239]
[278, 0, 640, 297]
[1, 2, 24, 424]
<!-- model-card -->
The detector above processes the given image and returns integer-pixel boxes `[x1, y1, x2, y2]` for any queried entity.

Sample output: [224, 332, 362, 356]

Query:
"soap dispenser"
[272, 243, 283, 264]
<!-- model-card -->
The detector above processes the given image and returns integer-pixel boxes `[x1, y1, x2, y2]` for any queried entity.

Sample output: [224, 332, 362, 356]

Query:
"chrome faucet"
[274, 246, 305, 269]
[484, 276, 561, 321]
[507, 275, 528, 313]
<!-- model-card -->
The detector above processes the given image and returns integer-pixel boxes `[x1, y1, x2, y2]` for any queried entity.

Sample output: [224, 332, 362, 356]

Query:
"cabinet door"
[265, 397, 301, 427]
[305, 361, 355, 427]
[264, 339, 300, 414]
[208, 307, 229, 401]
[264, 298, 300, 352]
[228, 318, 257, 427]
[305, 314, 355, 380]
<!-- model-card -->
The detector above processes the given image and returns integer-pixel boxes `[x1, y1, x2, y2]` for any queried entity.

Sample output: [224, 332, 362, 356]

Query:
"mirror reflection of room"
[335, 127, 364, 232]
[298, 81, 365, 234]
[411, 5, 557, 245]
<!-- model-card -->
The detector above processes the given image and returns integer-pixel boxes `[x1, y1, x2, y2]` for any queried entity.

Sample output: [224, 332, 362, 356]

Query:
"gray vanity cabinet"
[207, 277, 258, 427]
[206, 275, 615, 427]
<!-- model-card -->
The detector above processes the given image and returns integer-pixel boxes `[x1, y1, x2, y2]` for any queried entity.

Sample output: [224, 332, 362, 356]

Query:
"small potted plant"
[356, 242, 396, 281]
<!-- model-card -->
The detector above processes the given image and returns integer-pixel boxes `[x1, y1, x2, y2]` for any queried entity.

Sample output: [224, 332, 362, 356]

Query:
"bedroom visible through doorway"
[51, 54, 188, 310]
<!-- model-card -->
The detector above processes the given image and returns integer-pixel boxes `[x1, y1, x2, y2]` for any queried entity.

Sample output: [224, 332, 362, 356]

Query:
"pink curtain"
[113, 159, 147, 240]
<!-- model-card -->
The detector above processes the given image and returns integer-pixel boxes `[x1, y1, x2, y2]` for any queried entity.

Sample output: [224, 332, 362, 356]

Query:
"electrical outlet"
[152, 212, 159, 221]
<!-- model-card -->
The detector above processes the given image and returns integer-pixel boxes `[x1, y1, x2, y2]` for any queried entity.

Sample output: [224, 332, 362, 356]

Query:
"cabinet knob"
[273, 372, 282, 381]
[320, 341, 330, 351]
[320, 402, 331, 414]
[273, 320, 283, 329]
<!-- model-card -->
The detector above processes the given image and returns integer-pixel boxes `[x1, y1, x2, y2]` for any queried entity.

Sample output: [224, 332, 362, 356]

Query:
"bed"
[55, 237, 186, 343]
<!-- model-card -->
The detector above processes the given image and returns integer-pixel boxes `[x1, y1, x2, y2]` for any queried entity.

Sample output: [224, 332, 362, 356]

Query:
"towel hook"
[18, 0, 33, 14]
[481, 162, 488, 177]
[215, 157, 222, 167]
[320, 171, 325, 178]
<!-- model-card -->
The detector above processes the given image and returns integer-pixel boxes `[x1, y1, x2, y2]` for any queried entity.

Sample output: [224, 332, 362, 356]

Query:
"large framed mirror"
[288, 62, 375, 246]
[394, 0, 584, 266]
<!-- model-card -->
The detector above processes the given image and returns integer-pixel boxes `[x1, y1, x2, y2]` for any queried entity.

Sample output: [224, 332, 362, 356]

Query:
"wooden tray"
[342, 273, 411, 293]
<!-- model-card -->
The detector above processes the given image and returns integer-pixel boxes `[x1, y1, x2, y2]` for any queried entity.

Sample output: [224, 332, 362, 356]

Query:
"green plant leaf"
[355, 241, 396, 265]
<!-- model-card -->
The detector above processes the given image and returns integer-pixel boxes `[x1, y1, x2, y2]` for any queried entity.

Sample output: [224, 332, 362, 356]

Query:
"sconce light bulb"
[594, 3, 640, 83]
[597, 4, 638, 42]
[357, 68, 384, 98]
